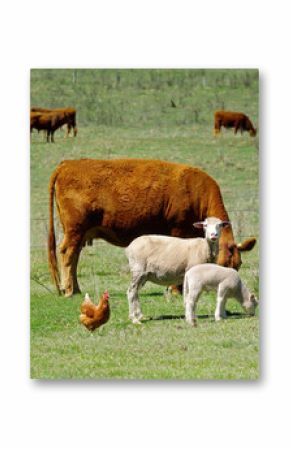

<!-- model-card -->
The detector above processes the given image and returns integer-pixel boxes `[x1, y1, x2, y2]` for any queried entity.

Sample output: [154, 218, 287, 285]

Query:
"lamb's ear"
[250, 293, 259, 303]
[193, 221, 205, 229]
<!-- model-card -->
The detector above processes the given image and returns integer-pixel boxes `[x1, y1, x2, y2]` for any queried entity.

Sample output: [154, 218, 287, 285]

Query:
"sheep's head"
[193, 216, 230, 243]
[243, 293, 259, 316]
[193, 217, 256, 270]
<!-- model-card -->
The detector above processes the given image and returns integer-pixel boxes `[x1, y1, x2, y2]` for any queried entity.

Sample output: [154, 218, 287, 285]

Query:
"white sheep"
[183, 263, 258, 326]
[125, 217, 229, 323]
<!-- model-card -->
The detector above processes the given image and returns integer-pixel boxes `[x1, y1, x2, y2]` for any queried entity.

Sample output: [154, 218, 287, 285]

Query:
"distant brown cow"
[30, 111, 71, 142]
[214, 111, 257, 136]
[48, 158, 256, 297]
[31, 107, 77, 137]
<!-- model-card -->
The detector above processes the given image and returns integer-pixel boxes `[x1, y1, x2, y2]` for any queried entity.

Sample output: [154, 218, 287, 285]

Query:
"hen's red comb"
[103, 290, 110, 300]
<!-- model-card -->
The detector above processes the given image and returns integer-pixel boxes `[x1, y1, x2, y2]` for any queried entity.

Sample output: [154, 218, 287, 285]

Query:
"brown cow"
[48, 159, 256, 297]
[31, 107, 77, 137]
[214, 110, 257, 136]
[30, 111, 72, 142]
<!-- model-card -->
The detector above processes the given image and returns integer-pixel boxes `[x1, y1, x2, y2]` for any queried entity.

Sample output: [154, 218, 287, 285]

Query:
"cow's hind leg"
[59, 232, 83, 297]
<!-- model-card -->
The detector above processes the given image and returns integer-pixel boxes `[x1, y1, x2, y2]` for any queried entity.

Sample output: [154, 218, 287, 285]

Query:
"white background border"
[0, 1, 289, 447]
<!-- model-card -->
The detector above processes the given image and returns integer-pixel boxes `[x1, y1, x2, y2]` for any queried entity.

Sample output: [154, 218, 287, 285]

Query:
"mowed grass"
[30, 69, 259, 379]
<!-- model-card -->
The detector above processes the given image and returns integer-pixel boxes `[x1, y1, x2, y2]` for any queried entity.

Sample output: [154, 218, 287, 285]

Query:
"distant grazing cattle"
[214, 110, 257, 136]
[48, 159, 256, 297]
[31, 107, 77, 137]
[30, 111, 72, 142]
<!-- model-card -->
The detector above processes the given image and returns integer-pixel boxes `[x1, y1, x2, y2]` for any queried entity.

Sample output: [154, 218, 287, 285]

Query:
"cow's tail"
[48, 170, 61, 294]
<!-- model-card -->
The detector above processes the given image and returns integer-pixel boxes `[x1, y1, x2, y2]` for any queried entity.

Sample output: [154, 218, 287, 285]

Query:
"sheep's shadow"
[141, 292, 165, 297]
[143, 310, 245, 322]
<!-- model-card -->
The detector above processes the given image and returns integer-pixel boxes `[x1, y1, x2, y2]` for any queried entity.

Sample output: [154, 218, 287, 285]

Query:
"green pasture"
[30, 69, 259, 379]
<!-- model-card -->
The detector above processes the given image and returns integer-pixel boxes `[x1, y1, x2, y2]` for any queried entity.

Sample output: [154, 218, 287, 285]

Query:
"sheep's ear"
[250, 293, 258, 303]
[220, 221, 231, 228]
[193, 221, 205, 229]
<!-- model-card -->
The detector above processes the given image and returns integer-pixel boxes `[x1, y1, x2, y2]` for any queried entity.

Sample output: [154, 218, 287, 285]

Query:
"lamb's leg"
[184, 277, 200, 327]
[127, 274, 146, 324]
[215, 284, 228, 321]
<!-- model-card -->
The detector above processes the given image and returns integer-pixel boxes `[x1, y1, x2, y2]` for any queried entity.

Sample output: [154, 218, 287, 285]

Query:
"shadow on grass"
[142, 292, 165, 297]
[143, 310, 246, 322]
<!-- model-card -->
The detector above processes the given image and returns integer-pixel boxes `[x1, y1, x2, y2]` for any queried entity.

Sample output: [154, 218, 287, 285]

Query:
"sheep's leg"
[184, 278, 200, 327]
[215, 284, 228, 321]
[127, 274, 146, 324]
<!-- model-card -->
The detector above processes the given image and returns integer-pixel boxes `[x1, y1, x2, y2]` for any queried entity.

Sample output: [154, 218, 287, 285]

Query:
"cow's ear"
[193, 221, 205, 229]
[237, 238, 256, 251]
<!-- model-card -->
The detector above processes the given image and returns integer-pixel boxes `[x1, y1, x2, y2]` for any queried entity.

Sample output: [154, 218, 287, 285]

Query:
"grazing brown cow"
[214, 110, 257, 136]
[30, 111, 72, 142]
[31, 107, 77, 137]
[48, 159, 256, 297]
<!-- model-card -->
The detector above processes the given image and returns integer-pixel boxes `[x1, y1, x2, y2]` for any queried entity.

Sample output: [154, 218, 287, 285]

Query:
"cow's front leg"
[66, 124, 71, 138]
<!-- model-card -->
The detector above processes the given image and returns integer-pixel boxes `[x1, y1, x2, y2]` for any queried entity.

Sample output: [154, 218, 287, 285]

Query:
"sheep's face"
[193, 216, 230, 243]
[193, 217, 256, 270]
[243, 293, 258, 316]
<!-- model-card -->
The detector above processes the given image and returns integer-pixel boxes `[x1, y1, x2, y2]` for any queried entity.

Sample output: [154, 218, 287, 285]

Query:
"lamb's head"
[243, 292, 259, 316]
[193, 217, 230, 243]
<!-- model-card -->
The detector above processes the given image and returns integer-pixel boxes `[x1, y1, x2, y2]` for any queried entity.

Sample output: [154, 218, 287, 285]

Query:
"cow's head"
[218, 237, 256, 270]
[250, 128, 257, 137]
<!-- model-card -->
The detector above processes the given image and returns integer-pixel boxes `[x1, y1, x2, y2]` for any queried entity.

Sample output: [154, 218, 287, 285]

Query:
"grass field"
[30, 69, 259, 379]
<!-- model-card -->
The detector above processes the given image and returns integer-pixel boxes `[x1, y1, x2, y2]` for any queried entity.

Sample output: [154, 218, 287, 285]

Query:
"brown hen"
[80, 291, 110, 331]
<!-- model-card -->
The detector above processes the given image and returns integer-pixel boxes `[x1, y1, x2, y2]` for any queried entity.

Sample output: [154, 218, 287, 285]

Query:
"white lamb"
[183, 263, 258, 326]
[125, 217, 229, 323]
